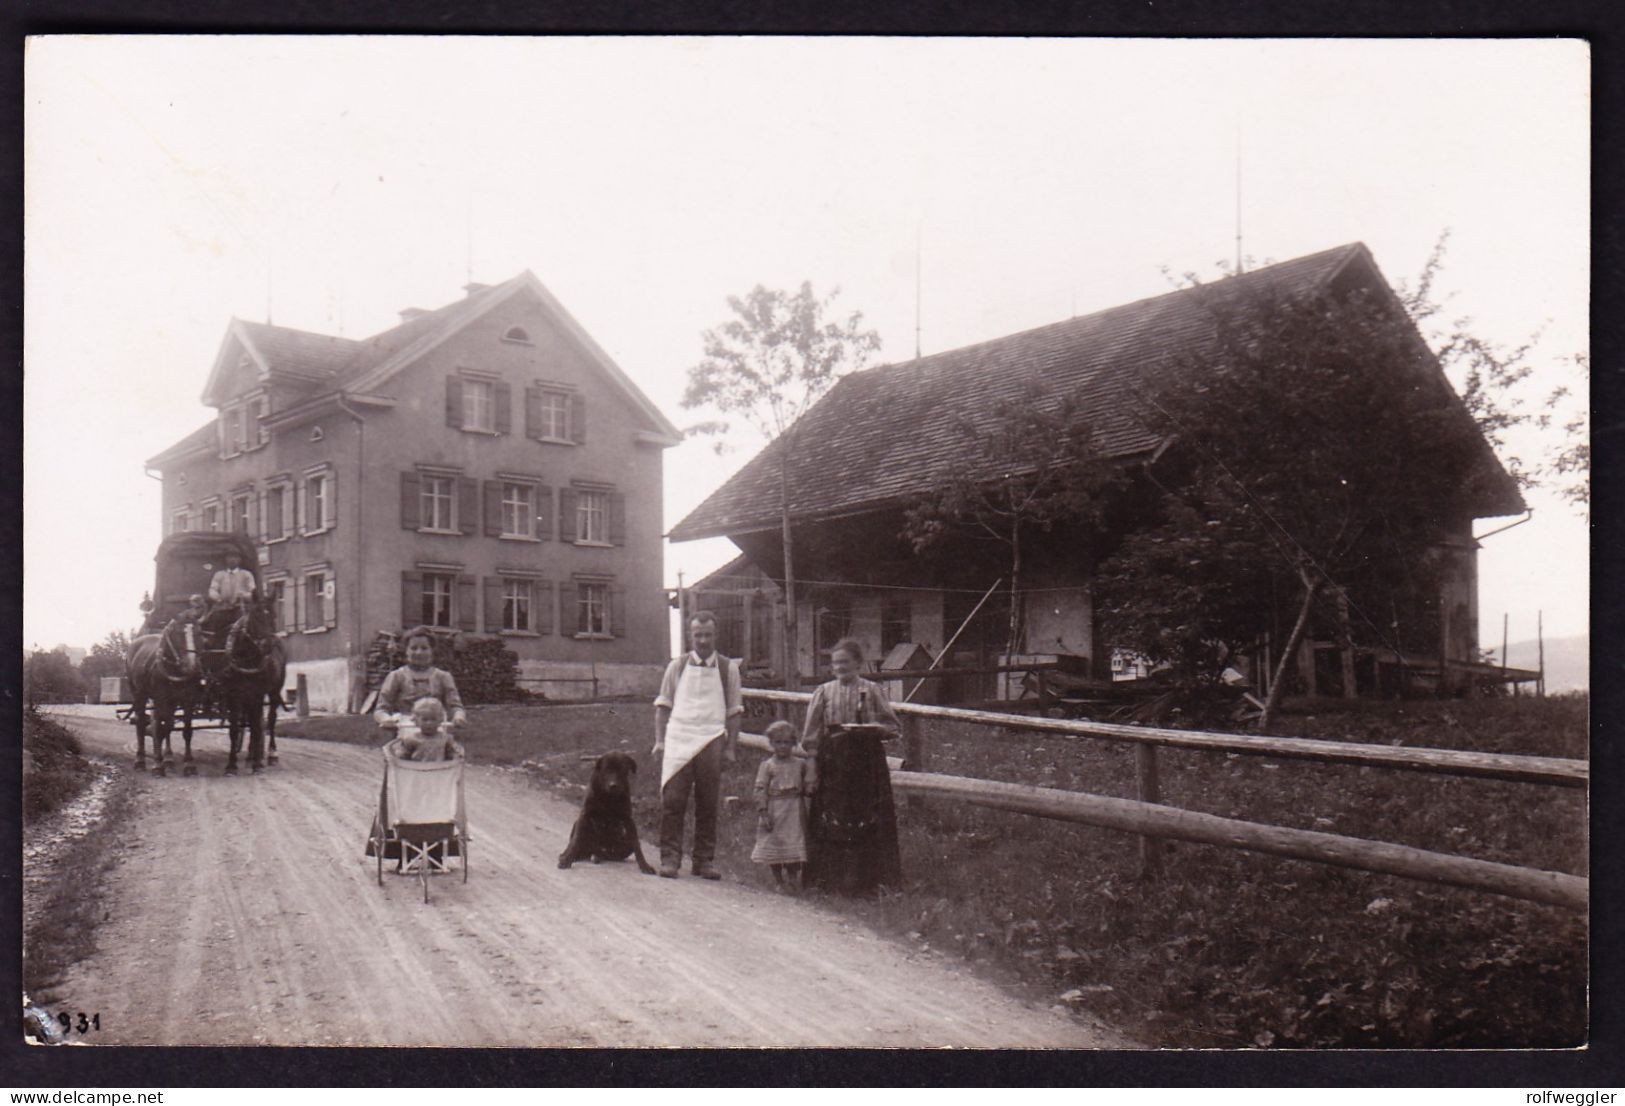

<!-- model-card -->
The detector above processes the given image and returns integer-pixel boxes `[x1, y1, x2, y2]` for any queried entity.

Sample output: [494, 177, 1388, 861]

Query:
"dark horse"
[126, 618, 205, 776]
[219, 598, 287, 774]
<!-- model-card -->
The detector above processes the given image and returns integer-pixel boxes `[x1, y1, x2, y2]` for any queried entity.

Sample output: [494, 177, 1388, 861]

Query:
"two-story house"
[145, 271, 681, 710]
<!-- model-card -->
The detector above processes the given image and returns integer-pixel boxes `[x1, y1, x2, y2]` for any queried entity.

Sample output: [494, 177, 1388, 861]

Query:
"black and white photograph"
[21, 36, 1589, 1052]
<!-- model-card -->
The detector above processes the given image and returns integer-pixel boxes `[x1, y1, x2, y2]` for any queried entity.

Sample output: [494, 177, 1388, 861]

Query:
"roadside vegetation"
[280, 692, 1587, 1048]
[23, 707, 134, 1001]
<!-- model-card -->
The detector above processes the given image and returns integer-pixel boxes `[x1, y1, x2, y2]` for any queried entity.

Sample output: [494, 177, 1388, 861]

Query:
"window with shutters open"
[422, 572, 454, 628]
[230, 489, 254, 536]
[525, 384, 584, 445]
[404, 469, 477, 536]
[264, 575, 292, 635]
[201, 498, 222, 532]
[263, 480, 292, 543]
[447, 372, 511, 435]
[485, 479, 540, 540]
[571, 577, 622, 639]
[301, 566, 336, 633]
[565, 484, 626, 547]
[300, 466, 336, 536]
[171, 505, 191, 534]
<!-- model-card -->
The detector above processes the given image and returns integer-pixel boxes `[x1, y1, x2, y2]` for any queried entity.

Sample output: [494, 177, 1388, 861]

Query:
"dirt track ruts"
[39, 707, 1131, 1048]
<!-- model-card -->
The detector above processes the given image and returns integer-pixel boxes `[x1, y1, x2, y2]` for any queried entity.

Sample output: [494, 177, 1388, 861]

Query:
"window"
[264, 576, 292, 634]
[577, 581, 608, 636]
[171, 506, 191, 534]
[538, 389, 570, 441]
[230, 490, 254, 535]
[503, 579, 531, 632]
[302, 568, 336, 633]
[201, 499, 221, 532]
[463, 378, 495, 432]
[577, 490, 606, 544]
[301, 469, 335, 535]
[501, 482, 533, 539]
[422, 572, 454, 628]
[422, 475, 456, 532]
[231, 407, 248, 454]
[264, 482, 291, 542]
[881, 595, 912, 655]
[502, 326, 532, 344]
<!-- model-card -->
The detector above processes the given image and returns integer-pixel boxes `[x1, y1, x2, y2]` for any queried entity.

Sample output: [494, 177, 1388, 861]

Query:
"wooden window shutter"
[609, 586, 625, 638]
[524, 386, 543, 440]
[280, 582, 295, 633]
[324, 573, 338, 629]
[256, 396, 270, 447]
[456, 575, 478, 631]
[608, 492, 627, 546]
[495, 381, 512, 435]
[558, 488, 578, 543]
[483, 577, 503, 632]
[483, 480, 504, 537]
[295, 574, 307, 632]
[535, 580, 554, 636]
[535, 486, 554, 541]
[561, 581, 576, 636]
[446, 376, 463, 429]
[257, 490, 269, 541]
[400, 472, 421, 529]
[294, 481, 307, 536]
[458, 477, 479, 535]
[570, 393, 586, 444]
[325, 473, 337, 530]
[401, 571, 422, 628]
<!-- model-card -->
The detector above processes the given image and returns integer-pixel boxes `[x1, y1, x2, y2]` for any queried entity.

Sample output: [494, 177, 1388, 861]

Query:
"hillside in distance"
[1499, 633, 1588, 692]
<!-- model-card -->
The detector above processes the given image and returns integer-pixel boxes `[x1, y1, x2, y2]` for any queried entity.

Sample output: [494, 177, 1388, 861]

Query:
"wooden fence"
[740, 688, 1588, 911]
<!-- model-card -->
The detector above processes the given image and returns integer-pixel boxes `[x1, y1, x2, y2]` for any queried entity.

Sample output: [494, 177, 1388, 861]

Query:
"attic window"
[502, 326, 533, 345]
[310, 426, 324, 442]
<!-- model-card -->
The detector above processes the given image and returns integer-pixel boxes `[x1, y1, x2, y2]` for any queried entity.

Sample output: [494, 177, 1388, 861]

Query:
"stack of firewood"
[364, 628, 525, 704]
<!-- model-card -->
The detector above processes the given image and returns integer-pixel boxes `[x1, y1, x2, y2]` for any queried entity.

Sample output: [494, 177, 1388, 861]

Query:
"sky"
[23, 37, 1590, 656]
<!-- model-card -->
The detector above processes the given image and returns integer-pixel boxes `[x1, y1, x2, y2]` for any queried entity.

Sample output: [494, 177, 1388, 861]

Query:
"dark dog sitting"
[557, 751, 657, 874]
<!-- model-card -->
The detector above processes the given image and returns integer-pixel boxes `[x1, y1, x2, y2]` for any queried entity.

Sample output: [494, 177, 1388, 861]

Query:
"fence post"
[901, 713, 927, 772]
[295, 673, 310, 718]
[1136, 743, 1163, 879]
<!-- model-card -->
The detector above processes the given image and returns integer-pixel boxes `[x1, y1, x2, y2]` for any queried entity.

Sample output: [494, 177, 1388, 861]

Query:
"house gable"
[346, 272, 680, 445]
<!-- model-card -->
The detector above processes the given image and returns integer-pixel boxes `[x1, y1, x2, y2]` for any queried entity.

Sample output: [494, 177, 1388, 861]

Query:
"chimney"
[463, 282, 491, 297]
[398, 307, 430, 323]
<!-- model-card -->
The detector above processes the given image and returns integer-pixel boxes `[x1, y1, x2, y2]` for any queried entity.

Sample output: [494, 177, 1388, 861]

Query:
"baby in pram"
[391, 697, 462, 762]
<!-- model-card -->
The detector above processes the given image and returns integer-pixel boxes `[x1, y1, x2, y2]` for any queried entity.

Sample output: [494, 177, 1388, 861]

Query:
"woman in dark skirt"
[801, 638, 903, 895]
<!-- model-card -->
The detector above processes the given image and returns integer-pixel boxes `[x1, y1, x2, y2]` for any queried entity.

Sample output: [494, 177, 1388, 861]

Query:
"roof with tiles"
[669, 243, 1408, 542]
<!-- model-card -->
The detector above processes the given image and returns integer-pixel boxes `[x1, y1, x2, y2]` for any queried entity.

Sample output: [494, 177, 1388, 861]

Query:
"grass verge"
[23, 709, 137, 1004]
[279, 693, 1588, 1048]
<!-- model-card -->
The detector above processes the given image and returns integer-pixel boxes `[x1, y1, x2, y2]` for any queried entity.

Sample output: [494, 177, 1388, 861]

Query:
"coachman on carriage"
[124, 531, 288, 776]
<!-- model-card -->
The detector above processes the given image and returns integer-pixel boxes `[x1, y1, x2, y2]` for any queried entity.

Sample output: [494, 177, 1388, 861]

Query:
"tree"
[902, 377, 1121, 666]
[1096, 258, 1504, 730]
[682, 282, 881, 689]
[25, 646, 85, 706]
[79, 630, 131, 688]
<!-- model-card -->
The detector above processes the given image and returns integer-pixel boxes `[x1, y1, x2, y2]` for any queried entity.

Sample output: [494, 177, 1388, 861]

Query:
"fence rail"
[742, 688, 1586, 788]
[740, 688, 1588, 911]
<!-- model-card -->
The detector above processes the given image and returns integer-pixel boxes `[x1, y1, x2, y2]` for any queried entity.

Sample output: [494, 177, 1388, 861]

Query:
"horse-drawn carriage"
[123, 531, 286, 776]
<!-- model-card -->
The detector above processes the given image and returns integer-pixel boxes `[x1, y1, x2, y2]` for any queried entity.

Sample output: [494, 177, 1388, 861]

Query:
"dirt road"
[39, 708, 1128, 1048]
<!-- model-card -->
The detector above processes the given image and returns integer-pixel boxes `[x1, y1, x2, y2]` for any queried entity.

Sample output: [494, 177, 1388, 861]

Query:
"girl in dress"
[751, 720, 817, 891]
[801, 638, 904, 896]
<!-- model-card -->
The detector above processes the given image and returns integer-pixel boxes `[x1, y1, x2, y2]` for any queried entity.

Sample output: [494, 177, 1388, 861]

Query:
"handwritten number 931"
[58, 1012, 100, 1034]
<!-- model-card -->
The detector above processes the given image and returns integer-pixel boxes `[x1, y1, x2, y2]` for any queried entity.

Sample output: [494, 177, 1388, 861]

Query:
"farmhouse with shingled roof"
[671, 244, 1524, 702]
[146, 272, 681, 710]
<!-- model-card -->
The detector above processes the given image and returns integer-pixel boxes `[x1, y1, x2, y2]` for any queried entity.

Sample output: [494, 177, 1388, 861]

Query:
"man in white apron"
[652, 611, 741, 879]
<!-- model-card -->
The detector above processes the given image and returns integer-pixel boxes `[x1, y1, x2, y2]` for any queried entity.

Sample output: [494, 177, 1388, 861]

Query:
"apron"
[661, 655, 727, 790]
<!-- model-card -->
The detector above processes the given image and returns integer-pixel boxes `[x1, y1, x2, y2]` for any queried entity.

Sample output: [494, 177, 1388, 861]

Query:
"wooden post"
[295, 673, 310, 718]
[1337, 591, 1357, 699]
[1136, 743, 1163, 879]
[1296, 636, 1317, 697]
[900, 713, 927, 772]
[1538, 610, 1546, 698]
[742, 592, 754, 668]
[1502, 612, 1510, 696]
